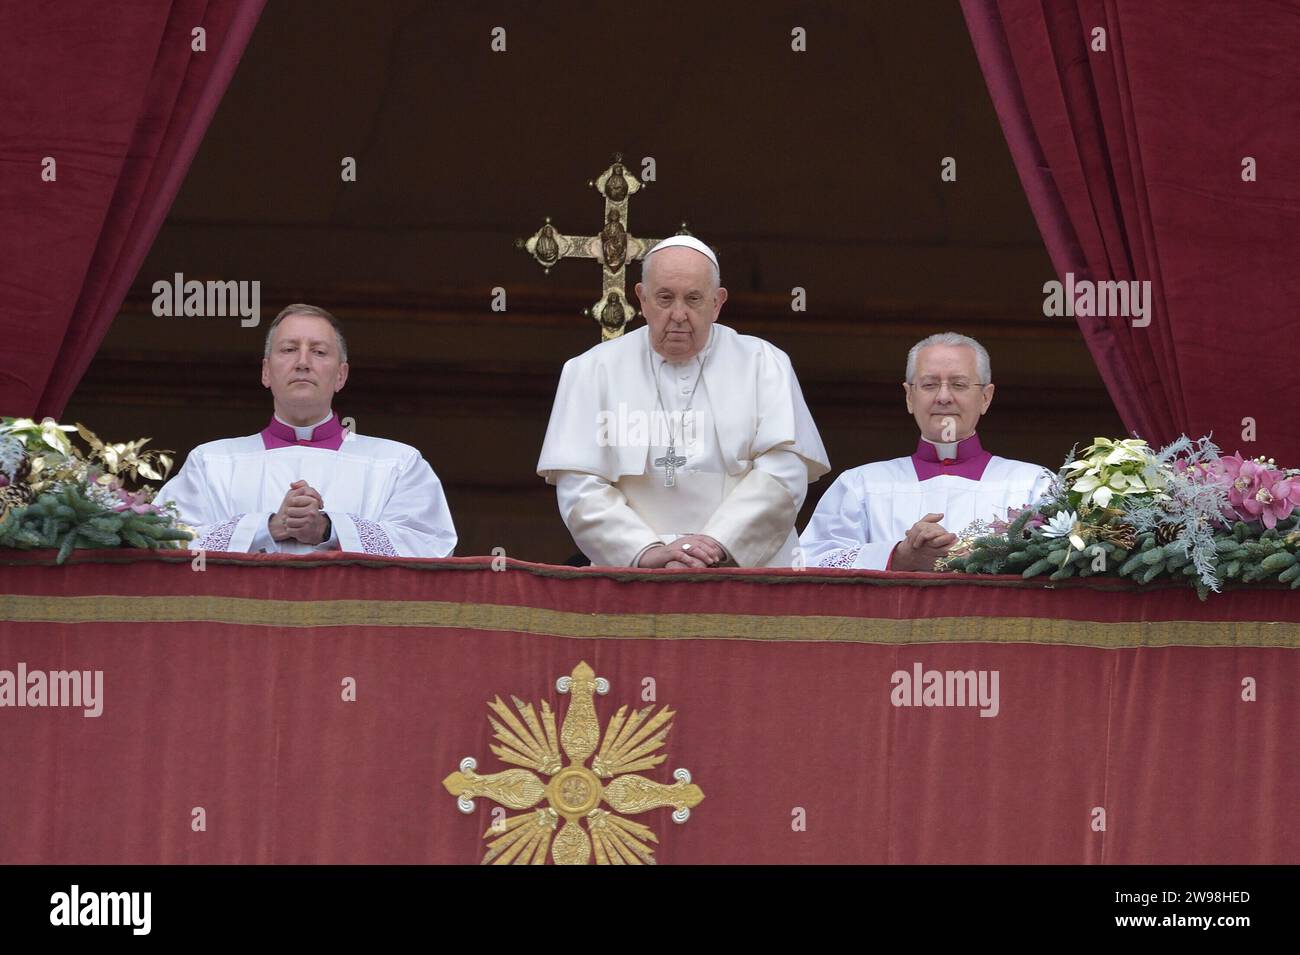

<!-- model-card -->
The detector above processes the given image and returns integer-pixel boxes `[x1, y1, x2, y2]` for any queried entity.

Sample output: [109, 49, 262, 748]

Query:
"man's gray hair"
[905, 332, 991, 384]
[263, 304, 348, 362]
[641, 246, 721, 290]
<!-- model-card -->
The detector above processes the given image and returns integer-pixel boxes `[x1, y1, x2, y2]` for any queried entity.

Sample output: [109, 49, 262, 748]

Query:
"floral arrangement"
[0, 416, 192, 563]
[940, 436, 1300, 599]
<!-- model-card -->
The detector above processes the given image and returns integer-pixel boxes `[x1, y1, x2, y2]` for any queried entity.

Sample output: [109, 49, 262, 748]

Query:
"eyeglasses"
[911, 379, 985, 394]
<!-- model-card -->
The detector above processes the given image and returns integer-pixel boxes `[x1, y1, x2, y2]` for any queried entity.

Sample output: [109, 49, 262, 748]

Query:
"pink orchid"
[1218, 453, 1264, 516]
[1174, 457, 1226, 485]
[113, 488, 157, 515]
[1238, 471, 1299, 529]
[1214, 453, 1300, 528]
[991, 505, 1045, 536]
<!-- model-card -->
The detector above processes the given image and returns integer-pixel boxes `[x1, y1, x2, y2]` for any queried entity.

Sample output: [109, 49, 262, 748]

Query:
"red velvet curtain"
[0, 0, 264, 419]
[961, 1, 1300, 465]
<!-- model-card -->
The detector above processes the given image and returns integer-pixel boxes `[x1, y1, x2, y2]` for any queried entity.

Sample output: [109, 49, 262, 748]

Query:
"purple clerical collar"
[910, 433, 991, 481]
[261, 412, 345, 450]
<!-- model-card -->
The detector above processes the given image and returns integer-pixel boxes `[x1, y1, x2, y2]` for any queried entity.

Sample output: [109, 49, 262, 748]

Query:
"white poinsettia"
[1041, 510, 1086, 551]
[1063, 437, 1168, 508]
[1070, 470, 1151, 508]
[0, 416, 77, 456]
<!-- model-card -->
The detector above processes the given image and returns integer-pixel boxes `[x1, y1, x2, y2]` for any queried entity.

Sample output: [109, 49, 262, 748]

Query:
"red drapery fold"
[0, 0, 264, 419]
[961, 0, 1300, 464]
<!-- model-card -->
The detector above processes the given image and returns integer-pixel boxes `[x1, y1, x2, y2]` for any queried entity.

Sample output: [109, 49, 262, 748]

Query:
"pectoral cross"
[654, 446, 687, 487]
[517, 153, 689, 341]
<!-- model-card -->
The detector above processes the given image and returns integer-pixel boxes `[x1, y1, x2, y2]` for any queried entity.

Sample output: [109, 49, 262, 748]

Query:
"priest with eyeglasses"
[800, 332, 1054, 571]
[537, 236, 829, 569]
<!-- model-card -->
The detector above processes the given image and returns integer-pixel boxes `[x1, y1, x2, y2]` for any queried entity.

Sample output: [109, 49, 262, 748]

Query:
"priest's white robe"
[156, 429, 457, 558]
[800, 452, 1054, 570]
[537, 323, 830, 568]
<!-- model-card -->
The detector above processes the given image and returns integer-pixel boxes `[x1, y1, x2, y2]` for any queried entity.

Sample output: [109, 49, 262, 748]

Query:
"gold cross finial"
[517, 154, 669, 340]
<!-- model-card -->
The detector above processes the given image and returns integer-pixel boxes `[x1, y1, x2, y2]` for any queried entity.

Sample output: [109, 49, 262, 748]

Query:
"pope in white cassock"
[537, 236, 829, 568]
[156, 304, 457, 557]
[800, 332, 1053, 571]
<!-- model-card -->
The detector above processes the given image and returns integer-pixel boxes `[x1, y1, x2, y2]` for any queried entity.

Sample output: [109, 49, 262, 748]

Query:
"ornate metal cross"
[653, 448, 687, 487]
[517, 153, 685, 340]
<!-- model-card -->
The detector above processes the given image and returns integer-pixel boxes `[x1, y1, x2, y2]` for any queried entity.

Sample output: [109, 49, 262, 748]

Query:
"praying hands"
[891, 512, 958, 572]
[269, 480, 331, 545]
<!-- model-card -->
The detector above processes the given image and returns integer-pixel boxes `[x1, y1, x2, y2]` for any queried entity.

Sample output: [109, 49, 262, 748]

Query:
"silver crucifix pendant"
[654, 445, 687, 487]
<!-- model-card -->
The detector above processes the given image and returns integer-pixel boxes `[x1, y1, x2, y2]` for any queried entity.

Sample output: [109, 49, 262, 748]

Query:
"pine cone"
[1154, 522, 1180, 546]
[1108, 523, 1138, 551]
[0, 482, 32, 522]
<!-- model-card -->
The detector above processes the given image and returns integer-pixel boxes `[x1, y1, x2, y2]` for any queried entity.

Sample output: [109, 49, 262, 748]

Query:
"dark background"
[65, 0, 1123, 562]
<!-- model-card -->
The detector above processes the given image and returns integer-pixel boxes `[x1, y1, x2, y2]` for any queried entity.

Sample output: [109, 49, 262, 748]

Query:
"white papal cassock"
[156, 413, 456, 557]
[537, 324, 830, 567]
[799, 434, 1053, 570]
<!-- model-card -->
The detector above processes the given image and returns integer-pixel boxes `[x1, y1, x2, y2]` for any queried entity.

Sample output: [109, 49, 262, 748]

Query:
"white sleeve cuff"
[223, 513, 273, 553]
[817, 541, 897, 570]
[854, 542, 898, 570]
[328, 512, 398, 557]
[247, 516, 279, 554]
[632, 542, 662, 567]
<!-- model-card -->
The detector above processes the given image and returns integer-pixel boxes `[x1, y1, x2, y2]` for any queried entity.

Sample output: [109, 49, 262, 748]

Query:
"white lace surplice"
[799, 456, 1053, 570]
[155, 432, 457, 558]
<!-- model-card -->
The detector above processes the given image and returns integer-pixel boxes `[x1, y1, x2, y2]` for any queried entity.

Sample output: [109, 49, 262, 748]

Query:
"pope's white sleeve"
[555, 471, 664, 567]
[798, 474, 896, 570]
[698, 448, 806, 567]
[328, 454, 456, 558]
[754, 446, 809, 512]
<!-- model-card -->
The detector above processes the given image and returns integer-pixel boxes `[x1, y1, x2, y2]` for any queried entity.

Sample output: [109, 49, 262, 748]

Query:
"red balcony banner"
[0, 552, 1296, 864]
